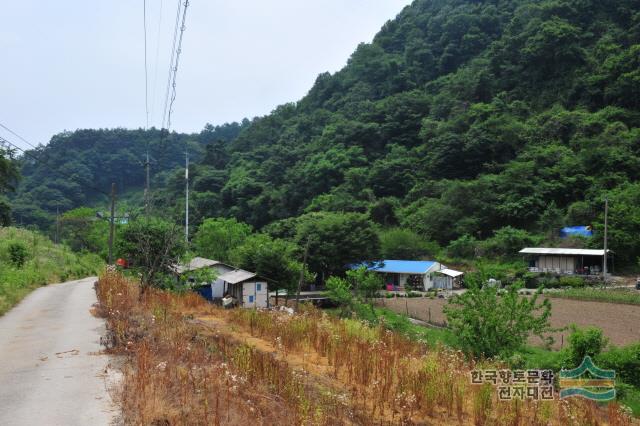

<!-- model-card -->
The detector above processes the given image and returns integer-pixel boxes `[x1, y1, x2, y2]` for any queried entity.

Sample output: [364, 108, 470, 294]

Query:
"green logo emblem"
[559, 356, 615, 401]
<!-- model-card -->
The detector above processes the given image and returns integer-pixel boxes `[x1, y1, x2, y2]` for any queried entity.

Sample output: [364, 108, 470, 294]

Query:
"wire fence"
[375, 296, 449, 328]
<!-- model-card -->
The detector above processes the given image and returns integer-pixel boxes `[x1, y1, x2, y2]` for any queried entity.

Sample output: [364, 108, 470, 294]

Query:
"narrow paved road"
[0, 277, 119, 426]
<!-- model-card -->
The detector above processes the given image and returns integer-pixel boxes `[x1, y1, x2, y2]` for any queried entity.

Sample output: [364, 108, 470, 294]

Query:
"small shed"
[519, 248, 612, 275]
[218, 269, 268, 308]
[361, 260, 444, 291]
[174, 257, 235, 300]
[432, 268, 464, 290]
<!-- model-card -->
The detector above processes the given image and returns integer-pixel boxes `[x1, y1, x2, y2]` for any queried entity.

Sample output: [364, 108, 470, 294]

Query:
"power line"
[0, 122, 40, 151]
[143, 0, 150, 129]
[0, 134, 110, 197]
[161, 0, 184, 130]
[166, 0, 190, 132]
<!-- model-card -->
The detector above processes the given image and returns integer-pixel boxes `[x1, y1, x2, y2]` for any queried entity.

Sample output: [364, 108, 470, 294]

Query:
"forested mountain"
[182, 0, 640, 263]
[10, 122, 248, 228]
[12, 0, 640, 264]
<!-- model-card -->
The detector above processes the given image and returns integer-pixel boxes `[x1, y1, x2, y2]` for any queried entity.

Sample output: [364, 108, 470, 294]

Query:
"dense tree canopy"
[0, 147, 19, 226]
[11, 0, 640, 266]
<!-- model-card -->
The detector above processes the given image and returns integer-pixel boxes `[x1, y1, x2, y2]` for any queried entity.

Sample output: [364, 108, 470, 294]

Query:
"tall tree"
[0, 147, 19, 226]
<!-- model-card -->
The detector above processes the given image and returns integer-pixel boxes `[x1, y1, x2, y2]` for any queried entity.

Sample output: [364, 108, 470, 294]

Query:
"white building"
[174, 257, 236, 300]
[218, 269, 268, 308]
[363, 260, 461, 291]
[519, 248, 612, 275]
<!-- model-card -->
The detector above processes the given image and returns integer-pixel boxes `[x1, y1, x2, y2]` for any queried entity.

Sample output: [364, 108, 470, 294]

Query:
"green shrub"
[0, 227, 104, 315]
[557, 276, 586, 288]
[8, 242, 29, 267]
[565, 325, 608, 367]
[447, 234, 477, 259]
[379, 227, 439, 259]
[444, 277, 553, 358]
[481, 227, 539, 258]
[407, 291, 422, 298]
[597, 343, 640, 388]
[324, 276, 354, 317]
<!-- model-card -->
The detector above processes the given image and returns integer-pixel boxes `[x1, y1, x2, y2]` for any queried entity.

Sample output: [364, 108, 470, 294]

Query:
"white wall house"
[174, 257, 241, 301]
[363, 260, 447, 291]
[218, 269, 268, 308]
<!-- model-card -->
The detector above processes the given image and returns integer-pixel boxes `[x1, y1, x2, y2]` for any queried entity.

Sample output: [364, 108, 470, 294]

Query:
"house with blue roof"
[358, 259, 461, 291]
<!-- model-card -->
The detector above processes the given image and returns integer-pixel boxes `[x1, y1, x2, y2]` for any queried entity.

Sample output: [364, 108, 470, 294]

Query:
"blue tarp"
[194, 285, 213, 301]
[560, 226, 593, 238]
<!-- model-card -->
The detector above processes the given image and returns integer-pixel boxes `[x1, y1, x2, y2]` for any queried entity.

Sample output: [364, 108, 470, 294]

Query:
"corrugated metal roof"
[519, 248, 609, 256]
[174, 257, 223, 274]
[438, 268, 464, 278]
[218, 269, 257, 284]
[367, 260, 437, 274]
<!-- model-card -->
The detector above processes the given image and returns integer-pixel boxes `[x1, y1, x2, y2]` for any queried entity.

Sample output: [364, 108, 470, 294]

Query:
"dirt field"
[377, 296, 640, 349]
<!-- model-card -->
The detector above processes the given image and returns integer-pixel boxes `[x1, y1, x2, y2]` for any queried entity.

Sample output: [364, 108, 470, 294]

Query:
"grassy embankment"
[96, 271, 633, 425]
[0, 227, 103, 315]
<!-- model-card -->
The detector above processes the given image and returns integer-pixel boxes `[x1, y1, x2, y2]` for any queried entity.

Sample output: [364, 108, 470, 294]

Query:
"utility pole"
[295, 238, 310, 311]
[603, 196, 608, 284]
[108, 183, 116, 265]
[185, 150, 189, 245]
[144, 151, 150, 216]
[55, 206, 60, 245]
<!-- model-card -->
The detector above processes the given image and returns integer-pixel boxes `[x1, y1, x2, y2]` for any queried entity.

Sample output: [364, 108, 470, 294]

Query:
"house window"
[256, 283, 262, 291]
[249, 295, 254, 303]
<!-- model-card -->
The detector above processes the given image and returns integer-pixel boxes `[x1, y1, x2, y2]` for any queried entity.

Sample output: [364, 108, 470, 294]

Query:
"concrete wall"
[423, 262, 443, 290]
[242, 281, 268, 308]
[537, 256, 576, 273]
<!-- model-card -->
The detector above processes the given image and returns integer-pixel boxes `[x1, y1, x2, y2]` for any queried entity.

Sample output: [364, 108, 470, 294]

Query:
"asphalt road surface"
[0, 277, 119, 425]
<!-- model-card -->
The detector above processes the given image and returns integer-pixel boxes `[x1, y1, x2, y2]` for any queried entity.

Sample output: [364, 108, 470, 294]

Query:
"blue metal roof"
[359, 260, 436, 274]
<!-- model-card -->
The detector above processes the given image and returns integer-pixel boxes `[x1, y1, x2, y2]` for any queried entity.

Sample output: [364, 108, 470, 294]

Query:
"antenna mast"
[185, 150, 189, 244]
[603, 197, 608, 284]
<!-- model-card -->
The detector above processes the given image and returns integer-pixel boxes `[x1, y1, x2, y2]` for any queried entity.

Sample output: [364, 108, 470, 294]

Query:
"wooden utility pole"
[55, 206, 60, 245]
[108, 183, 116, 265]
[144, 151, 150, 216]
[603, 196, 608, 284]
[295, 238, 310, 311]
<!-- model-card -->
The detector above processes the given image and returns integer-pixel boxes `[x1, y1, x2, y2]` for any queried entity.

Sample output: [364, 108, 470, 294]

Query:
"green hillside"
[0, 227, 103, 315]
[10, 0, 640, 265]
[10, 122, 248, 228]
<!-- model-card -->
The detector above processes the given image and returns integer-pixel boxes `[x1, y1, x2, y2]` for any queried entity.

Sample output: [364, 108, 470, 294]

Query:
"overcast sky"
[0, 0, 412, 150]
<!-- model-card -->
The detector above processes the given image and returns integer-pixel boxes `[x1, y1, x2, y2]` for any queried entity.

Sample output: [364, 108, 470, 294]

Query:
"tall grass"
[227, 304, 632, 425]
[97, 272, 634, 425]
[96, 271, 359, 425]
[0, 227, 103, 315]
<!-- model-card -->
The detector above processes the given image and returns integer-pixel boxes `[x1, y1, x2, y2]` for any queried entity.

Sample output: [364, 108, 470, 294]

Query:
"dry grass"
[96, 271, 635, 425]
[96, 271, 354, 425]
